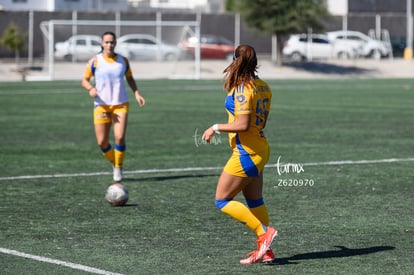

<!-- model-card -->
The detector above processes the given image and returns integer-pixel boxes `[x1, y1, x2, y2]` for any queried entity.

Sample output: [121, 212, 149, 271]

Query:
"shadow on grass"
[284, 61, 375, 76]
[117, 203, 139, 207]
[122, 173, 219, 182]
[268, 245, 395, 265]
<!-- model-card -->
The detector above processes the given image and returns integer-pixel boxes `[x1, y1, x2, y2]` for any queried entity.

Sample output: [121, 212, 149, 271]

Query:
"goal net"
[39, 16, 201, 81]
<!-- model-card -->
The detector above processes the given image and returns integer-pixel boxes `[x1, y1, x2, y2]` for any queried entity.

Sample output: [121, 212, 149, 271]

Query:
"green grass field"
[0, 78, 413, 274]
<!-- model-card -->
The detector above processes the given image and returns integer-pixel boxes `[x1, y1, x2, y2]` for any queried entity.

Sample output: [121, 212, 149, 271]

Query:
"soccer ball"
[105, 183, 129, 206]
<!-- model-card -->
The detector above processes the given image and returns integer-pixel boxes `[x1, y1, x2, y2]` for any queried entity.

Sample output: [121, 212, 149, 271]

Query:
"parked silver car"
[116, 34, 183, 61]
[282, 34, 358, 61]
[54, 35, 102, 61]
[326, 30, 391, 59]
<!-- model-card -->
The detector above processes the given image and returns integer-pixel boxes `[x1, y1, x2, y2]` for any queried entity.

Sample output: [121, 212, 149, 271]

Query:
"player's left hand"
[135, 92, 145, 107]
[202, 127, 215, 143]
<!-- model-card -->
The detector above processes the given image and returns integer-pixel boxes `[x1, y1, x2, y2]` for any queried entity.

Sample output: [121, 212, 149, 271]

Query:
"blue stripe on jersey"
[225, 92, 235, 115]
[235, 134, 259, 177]
[91, 60, 96, 75]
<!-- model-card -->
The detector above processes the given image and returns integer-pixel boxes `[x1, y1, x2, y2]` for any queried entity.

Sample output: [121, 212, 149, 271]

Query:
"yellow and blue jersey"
[223, 78, 272, 177]
[226, 78, 272, 155]
[83, 53, 132, 106]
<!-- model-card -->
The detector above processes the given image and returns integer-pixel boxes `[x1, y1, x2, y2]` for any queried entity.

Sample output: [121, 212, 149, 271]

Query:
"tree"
[226, 0, 330, 65]
[0, 22, 27, 65]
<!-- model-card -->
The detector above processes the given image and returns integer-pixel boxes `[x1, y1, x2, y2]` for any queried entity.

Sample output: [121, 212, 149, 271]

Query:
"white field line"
[0, 248, 123, 275]
[1, 157, 413, 272]
[1, 157, 413, 181]
[266, 157, 414, 168]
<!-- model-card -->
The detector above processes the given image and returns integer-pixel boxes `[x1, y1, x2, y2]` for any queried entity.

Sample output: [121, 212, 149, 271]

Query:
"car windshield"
[75, 39, 87, 46]
[120, 37, 157, 45]
[298, 36, 330, 44]
[141, 39, 156, 45]
[198, 36, 233, 45]
[91, 40, 101, 46]
[201, 37, 217, 44]
[217, 37, 233, 45]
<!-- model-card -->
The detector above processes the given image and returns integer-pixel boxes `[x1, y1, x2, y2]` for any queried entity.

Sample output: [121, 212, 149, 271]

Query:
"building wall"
[0, 0, 128, 11]
[349, 0, 407, 13]
[327, 0, 348, 16]
[148, 0, 207, 10]
[0, 0, 53, 11]
[0, 0, 411, 14]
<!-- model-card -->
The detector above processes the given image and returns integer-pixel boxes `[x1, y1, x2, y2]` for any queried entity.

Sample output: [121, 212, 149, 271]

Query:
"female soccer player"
[81, 31, 145, 182]
[202, 44, 277, 264]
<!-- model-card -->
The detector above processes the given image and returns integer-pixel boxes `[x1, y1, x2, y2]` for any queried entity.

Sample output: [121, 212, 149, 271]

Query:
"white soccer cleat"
[113, 166, 122, 182]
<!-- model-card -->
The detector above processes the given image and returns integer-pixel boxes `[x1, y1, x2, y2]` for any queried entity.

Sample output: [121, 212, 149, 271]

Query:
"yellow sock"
[101, 144, 115, 165]
[250, 205, 269, 226]
[114, 144, 126, 168]
[246, 198, 270, 227]
[221, 200, 266, 236]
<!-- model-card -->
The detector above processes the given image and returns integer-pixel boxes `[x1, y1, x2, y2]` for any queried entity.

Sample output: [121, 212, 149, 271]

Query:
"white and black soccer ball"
[105, 183, 129, 206]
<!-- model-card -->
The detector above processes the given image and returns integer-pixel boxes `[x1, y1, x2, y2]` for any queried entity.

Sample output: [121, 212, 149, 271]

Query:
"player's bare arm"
[202, 114, 250, 143]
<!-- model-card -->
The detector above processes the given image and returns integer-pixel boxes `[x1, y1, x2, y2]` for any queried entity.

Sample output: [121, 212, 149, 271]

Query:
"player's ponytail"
[224, 45, 258, 91]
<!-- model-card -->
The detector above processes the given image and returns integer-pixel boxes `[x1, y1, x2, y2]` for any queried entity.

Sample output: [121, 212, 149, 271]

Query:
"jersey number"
[255, 98, 269, 126]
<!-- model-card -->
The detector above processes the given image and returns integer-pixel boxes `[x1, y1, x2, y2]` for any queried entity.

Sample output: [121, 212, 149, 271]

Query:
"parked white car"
[117, 34, 183, 61]
[326, 30, 391, 59]
[54, 35, 101, 61]
[282, 34, 358, 61]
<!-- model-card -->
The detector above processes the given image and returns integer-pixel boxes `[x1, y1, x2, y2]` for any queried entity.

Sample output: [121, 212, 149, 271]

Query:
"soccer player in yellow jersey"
[81, 31, 145, 182]
[202, 45, 277, 264]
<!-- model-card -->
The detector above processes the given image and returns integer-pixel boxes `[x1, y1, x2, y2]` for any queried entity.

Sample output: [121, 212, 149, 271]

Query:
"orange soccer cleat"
[240, 227, 278, 264]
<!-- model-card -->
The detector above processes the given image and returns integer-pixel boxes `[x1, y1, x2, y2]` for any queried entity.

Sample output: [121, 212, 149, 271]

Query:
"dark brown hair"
[223, 44, 257, 91]
[102, 31, 116, 40]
